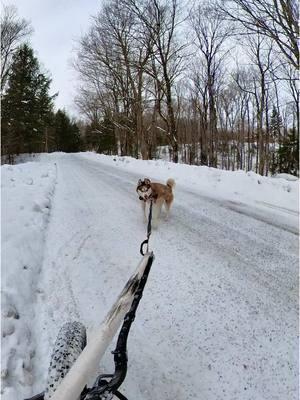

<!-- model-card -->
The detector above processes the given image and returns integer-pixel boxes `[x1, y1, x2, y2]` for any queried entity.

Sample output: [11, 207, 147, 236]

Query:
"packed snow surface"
[1, 162, 56, 399]
[1, 152, 299, 400]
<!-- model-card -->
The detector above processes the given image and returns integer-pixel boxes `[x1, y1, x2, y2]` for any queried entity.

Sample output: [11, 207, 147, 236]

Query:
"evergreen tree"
[84, 114, 116, 154]
[97, 114, 116, 155]
[54, 109, 81, 152]
[270, 106, 282, 141]
[269, 106, 283, 175]
[84, 121, 101, 151]
[275, 128, 299, 176]
[1, 44, 55, 159]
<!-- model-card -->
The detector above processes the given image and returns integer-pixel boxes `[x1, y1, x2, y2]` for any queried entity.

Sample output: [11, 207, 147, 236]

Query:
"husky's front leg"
[152, 200, 163, 229]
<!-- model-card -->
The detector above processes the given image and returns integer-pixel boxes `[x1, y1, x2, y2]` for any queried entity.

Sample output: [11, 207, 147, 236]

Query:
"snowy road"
[4, 153, 298, 400]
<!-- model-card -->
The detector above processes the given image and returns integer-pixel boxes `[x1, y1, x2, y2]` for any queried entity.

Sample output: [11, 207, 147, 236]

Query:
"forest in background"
[1, 6, 82, 164]
[1, 1, 299, 176]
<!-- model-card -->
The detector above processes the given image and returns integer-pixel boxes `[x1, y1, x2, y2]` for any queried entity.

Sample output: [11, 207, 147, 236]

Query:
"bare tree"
[233, 34, 274, 175]
[127, 0, 186, 162]
[74, 87, 102, 123]
[279, 63, 299, 135]
[218, 0, 299, 69]
[74, 0, 156, 157]
[1, 5, 32, 92]
[73, 0, 298, 175]
[190, 0, 232, 166]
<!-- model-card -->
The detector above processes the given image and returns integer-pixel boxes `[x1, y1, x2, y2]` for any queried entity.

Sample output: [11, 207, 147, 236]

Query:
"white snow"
[274, 173, 299, 182]
[1, 152, 299, 400]
[1, 162, 56, 399]
[79, 152, 299, 231]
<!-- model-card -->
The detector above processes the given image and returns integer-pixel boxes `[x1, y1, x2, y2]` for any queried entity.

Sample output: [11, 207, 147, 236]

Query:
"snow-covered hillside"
[1, 152, 299, 400]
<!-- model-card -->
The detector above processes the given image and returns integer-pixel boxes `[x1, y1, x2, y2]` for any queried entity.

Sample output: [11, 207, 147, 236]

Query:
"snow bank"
[1, 162, 56, 399]
[77, 152, 299, 214]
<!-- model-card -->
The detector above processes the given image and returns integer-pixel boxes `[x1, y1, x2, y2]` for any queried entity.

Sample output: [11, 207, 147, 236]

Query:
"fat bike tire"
[44, 321, 86, 399]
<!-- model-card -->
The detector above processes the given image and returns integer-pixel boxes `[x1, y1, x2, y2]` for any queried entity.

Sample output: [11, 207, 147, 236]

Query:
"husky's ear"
[144, 178, 151, 184]
[137, 179, 142, 185]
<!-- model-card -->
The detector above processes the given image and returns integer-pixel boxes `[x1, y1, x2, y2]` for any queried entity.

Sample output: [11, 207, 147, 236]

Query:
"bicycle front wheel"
[44, 321, 86, 400]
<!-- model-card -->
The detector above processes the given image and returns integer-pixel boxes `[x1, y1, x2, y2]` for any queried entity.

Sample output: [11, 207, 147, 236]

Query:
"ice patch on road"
[1, 162, 56, 399]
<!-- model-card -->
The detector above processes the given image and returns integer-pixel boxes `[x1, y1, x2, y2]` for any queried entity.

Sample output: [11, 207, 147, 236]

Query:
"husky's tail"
[166, 178, 175, 189]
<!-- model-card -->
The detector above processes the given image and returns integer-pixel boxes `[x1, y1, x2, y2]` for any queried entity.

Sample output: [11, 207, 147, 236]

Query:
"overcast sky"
[11, 0, 102, 116]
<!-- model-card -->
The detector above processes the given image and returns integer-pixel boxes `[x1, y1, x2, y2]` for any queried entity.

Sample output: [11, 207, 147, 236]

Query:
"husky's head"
[136, 178, 152, 201]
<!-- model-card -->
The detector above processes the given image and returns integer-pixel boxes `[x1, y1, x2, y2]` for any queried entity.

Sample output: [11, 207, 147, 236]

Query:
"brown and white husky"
[136, 178, 175, 227]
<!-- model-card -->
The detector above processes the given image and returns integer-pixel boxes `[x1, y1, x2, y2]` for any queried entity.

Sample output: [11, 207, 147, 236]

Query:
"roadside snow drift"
[1, 152, 299, 400]
[1, 162, 56, 399]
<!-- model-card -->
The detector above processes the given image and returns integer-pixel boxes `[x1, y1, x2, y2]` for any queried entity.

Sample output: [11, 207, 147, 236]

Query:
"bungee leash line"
[140, 199, 153, 256]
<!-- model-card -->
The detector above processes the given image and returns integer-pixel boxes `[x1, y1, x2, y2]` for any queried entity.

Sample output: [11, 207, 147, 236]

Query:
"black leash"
[140, 199, 153, 256]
